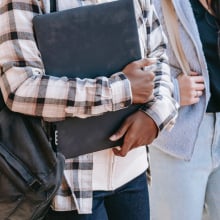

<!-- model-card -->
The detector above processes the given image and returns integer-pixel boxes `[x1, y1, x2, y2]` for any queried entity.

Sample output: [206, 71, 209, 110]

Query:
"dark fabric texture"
[50, 0, 56, 12]
[33, 0, 141, 158]
[190, 0, 220, 112]
[0, 90, 65, 220]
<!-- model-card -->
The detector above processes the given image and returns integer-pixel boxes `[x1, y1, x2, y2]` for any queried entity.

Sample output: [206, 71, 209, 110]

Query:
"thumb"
[138, 58, 157, 69]
[109, 122, 130, 141]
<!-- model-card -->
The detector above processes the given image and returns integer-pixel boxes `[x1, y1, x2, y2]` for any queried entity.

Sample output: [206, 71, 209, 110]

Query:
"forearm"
[0, 0, 132, 121]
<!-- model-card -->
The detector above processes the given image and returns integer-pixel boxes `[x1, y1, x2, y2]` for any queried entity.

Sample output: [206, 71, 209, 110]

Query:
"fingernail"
[109, 134, 117, 141]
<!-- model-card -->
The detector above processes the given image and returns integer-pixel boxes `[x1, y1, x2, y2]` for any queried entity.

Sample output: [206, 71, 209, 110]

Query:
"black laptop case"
[33, 0, 141, 158]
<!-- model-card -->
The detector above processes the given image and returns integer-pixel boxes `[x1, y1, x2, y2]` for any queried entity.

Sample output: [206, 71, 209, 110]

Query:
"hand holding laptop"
[32, 0, 155, 158]
[123, 58, 156, 104]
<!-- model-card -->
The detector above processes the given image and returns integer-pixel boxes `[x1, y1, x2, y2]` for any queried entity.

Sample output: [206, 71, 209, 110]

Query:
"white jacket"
[151, 0, 211, 160]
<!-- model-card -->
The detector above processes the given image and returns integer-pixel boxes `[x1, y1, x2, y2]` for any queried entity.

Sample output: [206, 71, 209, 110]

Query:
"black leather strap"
[50, 0, 56, 12]
[0, 90, 5, 111]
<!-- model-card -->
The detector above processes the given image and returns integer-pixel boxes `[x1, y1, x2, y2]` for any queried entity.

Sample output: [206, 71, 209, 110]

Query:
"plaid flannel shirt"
[0, 0, 178, 214]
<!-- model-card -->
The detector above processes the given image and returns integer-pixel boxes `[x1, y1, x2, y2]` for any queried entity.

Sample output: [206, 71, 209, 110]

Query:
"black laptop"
[33, 0, 141, 158]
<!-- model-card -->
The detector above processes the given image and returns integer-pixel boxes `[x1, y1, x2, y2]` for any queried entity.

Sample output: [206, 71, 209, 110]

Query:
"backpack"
[0, 89, 65, 220]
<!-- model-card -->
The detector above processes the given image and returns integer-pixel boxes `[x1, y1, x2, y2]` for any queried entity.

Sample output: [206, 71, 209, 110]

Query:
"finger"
[112, 147, 123, 156]
[189, 71, 205, 83]
[192, 76, 205, 83]
[193, 97, 200, 103]
[137, 58, 157, 69]
[196, 90, 203, 97]
[142, 70, 155, 81]
[144, 65, 157, 73]
[193, 90, 203, 99]
[116, 128, 138, 157]
[112, 146, 121, 155]
[112, 127, 135, 157]
[113, 140, 133, 157]
[190, 91, 201, 104]
[109, 120, 130, 141]
[189, 71, 199, 76]
[194, 83, 205, 91]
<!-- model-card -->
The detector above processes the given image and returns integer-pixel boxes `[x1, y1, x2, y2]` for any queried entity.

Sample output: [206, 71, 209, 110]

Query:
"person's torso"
[92, 147, 148, 190]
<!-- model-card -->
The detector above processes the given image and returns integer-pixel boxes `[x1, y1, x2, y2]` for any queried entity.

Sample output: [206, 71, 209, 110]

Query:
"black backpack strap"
[0, 66, 6, 110]
[50, 0, 57, 12]
[0, 89, 5, 111]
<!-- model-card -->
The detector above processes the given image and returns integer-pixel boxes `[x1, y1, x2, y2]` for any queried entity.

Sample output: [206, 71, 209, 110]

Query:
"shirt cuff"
[110, 72, 132, 111]
[140, 97, 178, 132]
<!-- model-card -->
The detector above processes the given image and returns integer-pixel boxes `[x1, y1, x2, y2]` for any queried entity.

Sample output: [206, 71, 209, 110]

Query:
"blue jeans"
[149, 113, 220, 220]
[44, 172, 149, 220]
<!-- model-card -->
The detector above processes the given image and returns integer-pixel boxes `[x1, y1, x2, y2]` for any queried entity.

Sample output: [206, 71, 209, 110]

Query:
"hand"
[109, 111, 158, 157]
[123, 59, 155, 104]
[177, 71, 205, 106]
